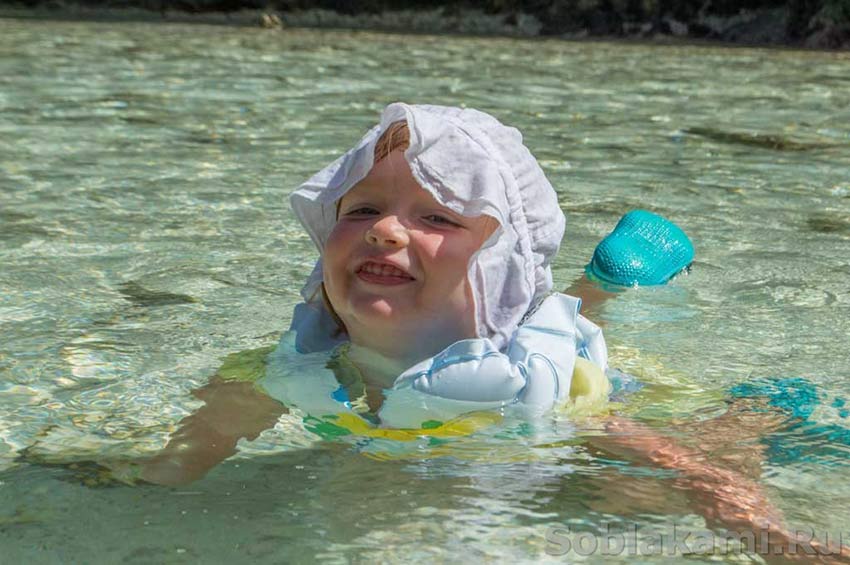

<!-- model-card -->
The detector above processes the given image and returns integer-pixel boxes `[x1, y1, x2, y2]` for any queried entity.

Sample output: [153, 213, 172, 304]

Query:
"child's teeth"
[364, 263, 407, 277]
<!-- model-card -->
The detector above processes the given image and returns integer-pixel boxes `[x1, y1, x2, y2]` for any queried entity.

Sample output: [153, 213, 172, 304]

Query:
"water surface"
[1, 17, 849, 563]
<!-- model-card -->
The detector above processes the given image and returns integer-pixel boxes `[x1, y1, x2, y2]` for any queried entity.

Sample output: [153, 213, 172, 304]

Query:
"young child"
[135, 102, 664, 485]
[132, 103, 846, 561]
[274, 102, 611, 425]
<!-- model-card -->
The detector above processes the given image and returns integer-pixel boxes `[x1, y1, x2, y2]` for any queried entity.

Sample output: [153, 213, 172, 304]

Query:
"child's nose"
[365, 216, 409, 248]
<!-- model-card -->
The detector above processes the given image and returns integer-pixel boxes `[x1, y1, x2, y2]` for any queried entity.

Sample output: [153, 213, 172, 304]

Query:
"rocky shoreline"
[1, 1, 848, 49]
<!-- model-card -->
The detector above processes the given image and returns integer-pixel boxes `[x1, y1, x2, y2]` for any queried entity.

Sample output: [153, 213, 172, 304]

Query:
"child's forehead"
[342, 175, 438, 204]
[340, 152, 446, 209]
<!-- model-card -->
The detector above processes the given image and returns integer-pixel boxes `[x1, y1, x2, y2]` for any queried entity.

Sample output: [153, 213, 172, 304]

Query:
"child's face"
[323, 150, 497, 354]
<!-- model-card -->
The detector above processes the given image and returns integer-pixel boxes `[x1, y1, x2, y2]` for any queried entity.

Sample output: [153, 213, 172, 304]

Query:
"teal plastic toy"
[586, 210, 694, 286]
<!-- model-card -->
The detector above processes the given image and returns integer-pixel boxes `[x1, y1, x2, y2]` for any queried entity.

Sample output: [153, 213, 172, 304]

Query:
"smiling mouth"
[356, 261, 415, 285]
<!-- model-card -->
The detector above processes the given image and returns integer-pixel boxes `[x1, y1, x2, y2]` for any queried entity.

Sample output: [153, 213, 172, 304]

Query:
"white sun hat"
[290, 102, 566, 352]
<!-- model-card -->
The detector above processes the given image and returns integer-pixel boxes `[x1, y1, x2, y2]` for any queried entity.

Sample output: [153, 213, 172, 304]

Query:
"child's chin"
[351, 298, 409, 323]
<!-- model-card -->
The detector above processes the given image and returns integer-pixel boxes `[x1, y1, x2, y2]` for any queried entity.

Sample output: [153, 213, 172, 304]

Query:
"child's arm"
[565, 210, 695, 317]
[563, 274, 619, 318]
[137, 377, 286, 486]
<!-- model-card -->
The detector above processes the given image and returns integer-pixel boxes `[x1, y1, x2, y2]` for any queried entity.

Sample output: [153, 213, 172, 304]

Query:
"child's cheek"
[325, 221, 358, 252]
[427, 234, 481, 263]
[324, 223, 357, 281]
[423, 234, 480, 293]
[417, 234, 445, 259]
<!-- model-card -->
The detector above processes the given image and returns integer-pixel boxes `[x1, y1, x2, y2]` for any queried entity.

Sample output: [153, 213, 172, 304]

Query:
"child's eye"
[424, 214, 460, 227]
[344, 207, 379, 216]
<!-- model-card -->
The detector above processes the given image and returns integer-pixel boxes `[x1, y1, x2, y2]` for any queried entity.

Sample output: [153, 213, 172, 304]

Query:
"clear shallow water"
[1, 17, 849, 563]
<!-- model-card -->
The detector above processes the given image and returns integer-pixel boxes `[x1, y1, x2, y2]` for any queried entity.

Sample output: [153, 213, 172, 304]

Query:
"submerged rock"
[807, 214, 850, 234]
[117, 281, 198, 307]
[684, 127, 837, 152]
